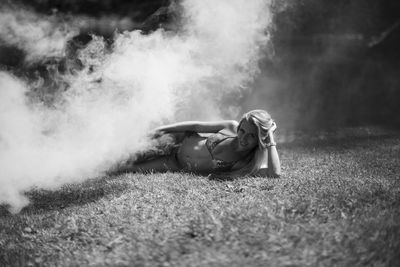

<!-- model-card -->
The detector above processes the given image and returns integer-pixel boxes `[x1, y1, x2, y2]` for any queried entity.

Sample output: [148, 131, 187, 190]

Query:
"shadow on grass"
[0, 175, 131, 217]
[206, 168, 280, 182]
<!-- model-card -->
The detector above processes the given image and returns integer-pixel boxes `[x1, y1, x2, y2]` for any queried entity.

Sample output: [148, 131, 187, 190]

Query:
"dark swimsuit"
[205, 132, 240, 172]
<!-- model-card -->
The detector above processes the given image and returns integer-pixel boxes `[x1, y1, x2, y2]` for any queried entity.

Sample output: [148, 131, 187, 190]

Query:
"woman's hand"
[268, 121, 277, 136]
[264, 121, 277, 146]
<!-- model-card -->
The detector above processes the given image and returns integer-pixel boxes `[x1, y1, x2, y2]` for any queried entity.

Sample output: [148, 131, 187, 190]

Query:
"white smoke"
[0, 6, 78, 62]
[0, 0, 272, 213]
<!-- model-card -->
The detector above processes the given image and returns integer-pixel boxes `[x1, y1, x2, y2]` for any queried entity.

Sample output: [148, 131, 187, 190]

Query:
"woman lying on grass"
[110, 109, 281, 178]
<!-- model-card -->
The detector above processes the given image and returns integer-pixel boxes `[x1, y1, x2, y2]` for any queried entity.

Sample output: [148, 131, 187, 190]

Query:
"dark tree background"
[1, 0, 399, 129]
[262, 0, 400, 129]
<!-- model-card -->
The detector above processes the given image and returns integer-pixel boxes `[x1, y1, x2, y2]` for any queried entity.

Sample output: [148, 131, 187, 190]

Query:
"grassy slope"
[1, 135, 400, 266]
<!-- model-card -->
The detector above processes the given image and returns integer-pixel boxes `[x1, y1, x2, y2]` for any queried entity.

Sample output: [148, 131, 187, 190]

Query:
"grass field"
[1, 132, 400, 266]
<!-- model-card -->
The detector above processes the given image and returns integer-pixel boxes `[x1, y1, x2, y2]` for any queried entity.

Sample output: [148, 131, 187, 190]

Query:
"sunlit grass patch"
[1, 134, 400, 266]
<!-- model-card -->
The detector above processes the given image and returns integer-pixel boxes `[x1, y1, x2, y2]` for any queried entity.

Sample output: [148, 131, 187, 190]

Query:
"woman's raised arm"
[266, 122, 281, 178]
[154, 120, 238, 134]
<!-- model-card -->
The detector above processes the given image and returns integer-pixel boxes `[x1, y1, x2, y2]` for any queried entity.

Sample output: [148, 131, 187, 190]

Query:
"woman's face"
[237, 119, 258, 151]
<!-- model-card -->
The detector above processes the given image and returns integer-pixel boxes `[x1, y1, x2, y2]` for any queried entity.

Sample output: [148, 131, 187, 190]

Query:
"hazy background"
[252, 0, 400, 130]
[1, 0, 399, 129]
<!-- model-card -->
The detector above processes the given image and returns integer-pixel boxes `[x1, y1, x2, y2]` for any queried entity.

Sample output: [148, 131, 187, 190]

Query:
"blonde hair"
[213, 109, 273, 178]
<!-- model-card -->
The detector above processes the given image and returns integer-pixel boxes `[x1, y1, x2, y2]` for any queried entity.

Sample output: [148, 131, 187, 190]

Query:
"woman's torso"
[176, 131, 248, 173]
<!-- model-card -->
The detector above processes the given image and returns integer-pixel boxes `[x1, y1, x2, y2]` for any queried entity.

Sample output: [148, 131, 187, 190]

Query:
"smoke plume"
[0, 5, 78, 62]
[0, 0, 271, 213]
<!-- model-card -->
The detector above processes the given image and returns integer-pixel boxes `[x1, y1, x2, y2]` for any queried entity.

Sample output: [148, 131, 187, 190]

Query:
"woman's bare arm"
[267, 122, 281, 178]
[154, 120, 238, 134]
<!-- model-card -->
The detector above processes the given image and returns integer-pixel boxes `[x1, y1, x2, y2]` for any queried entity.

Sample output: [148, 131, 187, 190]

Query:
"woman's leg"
[107, 132, 187, 175]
